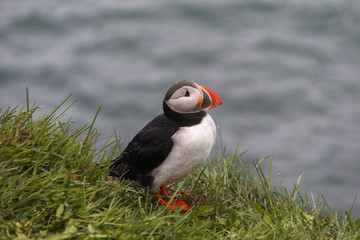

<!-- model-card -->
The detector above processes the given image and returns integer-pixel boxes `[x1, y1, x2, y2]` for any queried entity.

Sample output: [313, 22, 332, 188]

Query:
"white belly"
[150, 114, 216, 192]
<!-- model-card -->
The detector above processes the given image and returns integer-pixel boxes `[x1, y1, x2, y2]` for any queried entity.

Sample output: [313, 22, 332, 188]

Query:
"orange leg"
[155, 191, 166, 205]
[155, 186, 190, 211]
[160, 185, 169, 197]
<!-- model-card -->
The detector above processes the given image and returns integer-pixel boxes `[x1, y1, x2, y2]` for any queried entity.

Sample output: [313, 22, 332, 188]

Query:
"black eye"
[184, 89, 190, 97]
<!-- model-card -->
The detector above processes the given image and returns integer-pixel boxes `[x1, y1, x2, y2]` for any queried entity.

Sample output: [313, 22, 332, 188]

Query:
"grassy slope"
[0, 100, 359, 239]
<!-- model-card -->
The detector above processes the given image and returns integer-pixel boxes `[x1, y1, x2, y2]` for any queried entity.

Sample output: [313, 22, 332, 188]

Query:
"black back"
[109, 100, 206, 188]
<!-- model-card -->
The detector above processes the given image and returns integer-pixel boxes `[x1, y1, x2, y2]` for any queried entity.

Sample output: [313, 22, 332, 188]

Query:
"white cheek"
[166, 96, 200, 113]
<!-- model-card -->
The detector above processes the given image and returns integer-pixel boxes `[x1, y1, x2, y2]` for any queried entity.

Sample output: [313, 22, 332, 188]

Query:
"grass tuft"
[1, 99, 359, 239]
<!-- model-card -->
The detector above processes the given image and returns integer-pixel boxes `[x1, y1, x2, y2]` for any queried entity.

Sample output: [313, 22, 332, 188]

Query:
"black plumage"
[109, 114, 178, 187]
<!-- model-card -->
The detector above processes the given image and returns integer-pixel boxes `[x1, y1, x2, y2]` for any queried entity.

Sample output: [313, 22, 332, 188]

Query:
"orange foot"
[173, 192, 190, 198]
[155, 186, 190, 211]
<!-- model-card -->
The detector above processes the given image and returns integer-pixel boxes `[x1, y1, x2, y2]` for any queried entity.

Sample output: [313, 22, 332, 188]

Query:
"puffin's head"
[164, 80, 222, 114]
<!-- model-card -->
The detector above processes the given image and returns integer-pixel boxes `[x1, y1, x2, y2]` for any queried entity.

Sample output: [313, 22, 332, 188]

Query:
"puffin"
[109, 80, 222, 210]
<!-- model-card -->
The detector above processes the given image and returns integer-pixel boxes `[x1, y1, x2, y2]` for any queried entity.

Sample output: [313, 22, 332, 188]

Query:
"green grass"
[1, 98, 359, 239]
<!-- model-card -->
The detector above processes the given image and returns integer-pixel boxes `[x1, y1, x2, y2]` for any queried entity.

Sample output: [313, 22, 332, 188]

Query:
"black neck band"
[163, 101, 206, 127]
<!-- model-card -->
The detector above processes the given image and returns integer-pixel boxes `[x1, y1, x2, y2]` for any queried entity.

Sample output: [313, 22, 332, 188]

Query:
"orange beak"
[198, 85, 223, 111]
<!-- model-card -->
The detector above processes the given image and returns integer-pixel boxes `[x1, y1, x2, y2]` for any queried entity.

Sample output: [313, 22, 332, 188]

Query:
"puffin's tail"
[108, 155, 129, 177]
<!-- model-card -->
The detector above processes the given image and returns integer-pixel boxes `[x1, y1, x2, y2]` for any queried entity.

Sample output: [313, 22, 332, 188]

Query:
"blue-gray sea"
[1, 0, 360, 213]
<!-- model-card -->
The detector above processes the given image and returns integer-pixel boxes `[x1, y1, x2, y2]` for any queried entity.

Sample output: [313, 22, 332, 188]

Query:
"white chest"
[150, 114, 216, 192]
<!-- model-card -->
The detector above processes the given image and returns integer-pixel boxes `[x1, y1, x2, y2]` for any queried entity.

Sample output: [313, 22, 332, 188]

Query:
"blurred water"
[1, 0, 360, 212]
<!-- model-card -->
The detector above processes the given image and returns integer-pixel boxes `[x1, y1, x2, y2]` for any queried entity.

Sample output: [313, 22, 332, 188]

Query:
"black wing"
[109, 114, 180, 187]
